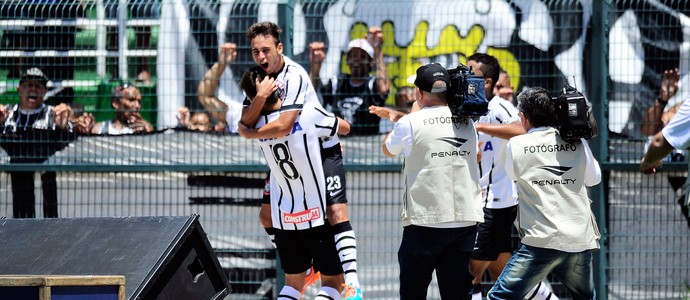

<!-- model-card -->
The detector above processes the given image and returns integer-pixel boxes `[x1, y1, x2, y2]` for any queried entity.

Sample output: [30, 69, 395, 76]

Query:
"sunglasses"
[113, 82, 139, 100]
[118, 81, 132, 91]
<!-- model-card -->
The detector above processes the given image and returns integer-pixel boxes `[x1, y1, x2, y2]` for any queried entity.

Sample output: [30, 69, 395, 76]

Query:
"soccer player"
[239, 21, 362, 299]
[238, 66, 351, 300]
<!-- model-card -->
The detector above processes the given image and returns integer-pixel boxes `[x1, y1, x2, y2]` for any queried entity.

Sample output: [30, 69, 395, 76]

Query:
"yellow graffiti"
[487, 48, 520, 92]
[343, 21, 521, 105]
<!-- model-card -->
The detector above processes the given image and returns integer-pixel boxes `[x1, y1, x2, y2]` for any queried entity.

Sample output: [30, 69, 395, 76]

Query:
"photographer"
[465, 54, 558, 299]
[382, 63, 483, 299]
[488, 87, 601, 299]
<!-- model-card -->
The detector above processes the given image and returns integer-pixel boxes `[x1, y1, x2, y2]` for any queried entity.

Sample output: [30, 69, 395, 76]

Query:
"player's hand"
[309, 42, 326, 65]
[219, 42, 238, 65]
[254, 76, 277, 103]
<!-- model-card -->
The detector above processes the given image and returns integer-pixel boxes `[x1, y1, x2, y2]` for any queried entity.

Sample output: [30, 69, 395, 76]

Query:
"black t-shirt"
[321, 74, 388, 136]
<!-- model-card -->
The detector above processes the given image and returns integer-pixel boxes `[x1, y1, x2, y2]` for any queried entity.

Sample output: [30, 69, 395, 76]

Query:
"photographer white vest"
[401, 106, 484, 226]
[506, 128, 601, 251]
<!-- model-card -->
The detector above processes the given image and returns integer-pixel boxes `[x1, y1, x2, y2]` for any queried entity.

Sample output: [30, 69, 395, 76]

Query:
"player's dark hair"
[239, 67, 278, 104]
[246, 21, 282, 46]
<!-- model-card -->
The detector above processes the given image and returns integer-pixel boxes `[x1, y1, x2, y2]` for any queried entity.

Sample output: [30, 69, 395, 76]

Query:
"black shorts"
[261, 146, 348, 205]
[321, 145, 348, 205]
[274, 223, 343, 276]
[471, 206, 517, 261]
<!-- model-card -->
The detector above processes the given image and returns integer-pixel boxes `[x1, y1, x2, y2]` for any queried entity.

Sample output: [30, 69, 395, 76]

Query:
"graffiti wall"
[157, 0, 690, 142]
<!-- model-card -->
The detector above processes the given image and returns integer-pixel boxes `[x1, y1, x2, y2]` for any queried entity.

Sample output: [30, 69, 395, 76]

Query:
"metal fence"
[1, 0, 689, 299]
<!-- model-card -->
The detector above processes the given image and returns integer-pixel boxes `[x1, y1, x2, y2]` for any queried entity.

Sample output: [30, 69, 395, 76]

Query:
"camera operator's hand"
[640, 157, 662, 174]
[369, 105, 406, 123]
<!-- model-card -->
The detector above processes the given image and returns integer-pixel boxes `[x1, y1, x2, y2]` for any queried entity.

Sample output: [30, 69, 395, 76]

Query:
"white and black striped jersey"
[243, 56, 320, 112]
[255, 101, 340, 230]
[242, 56, 341, 149]
[476, 95, 520, 209]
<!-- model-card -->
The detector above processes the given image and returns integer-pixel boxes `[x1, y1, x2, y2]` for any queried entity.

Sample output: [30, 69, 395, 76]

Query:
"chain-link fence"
[1, 0, 689, 299]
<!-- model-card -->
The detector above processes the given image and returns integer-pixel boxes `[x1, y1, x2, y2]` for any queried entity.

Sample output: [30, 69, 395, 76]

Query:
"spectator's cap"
[348, 38, 375, 59]
[20, 67, 49, 87]
[407, 63, 449, 93]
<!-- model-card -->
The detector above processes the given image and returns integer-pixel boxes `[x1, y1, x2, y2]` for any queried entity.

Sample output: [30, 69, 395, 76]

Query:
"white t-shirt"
[384, 112, 414, 157]
[476, 95, 521, 208]
[243, 56, 341, 148]
[272, 56, 321, 109]
[255, 101, 340, 230]
[95, 120, 134, 135]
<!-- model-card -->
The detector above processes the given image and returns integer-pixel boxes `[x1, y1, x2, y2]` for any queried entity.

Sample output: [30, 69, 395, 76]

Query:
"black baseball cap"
[19, 67, 49, 87]
[407, 63, 449, 93]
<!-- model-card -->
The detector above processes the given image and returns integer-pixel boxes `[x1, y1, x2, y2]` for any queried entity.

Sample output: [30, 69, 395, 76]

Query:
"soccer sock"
[264, 227, 276, 248]
[278, 285, 302, 300]
[472, 283, 483, 300]
[316, 286, 341, 300]
[332, 221, 360, 287]
[525, 280, 559, 300]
